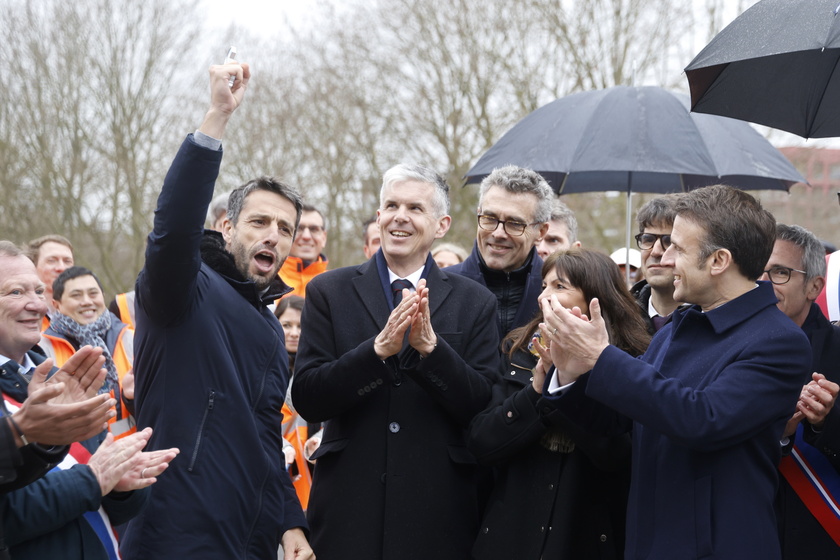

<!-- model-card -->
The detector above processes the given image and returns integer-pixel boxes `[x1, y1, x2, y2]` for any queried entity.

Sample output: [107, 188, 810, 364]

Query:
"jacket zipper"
[188, 389, 215, 472]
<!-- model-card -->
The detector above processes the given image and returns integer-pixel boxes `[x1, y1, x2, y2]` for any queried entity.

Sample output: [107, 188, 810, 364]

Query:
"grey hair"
[637, 194, 679, 232]
[550, 198, 578, 242]
[380, 164, 450, 218]
[775, 223, 826, 282]
[431, 242, 468, 263]
[478, 166, 553, 224]
[206, 191, 232, 225]
[226, 177, 304, 228]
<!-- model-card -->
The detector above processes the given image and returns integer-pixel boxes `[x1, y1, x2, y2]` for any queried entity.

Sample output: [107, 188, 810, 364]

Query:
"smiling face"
[662, 215, 715, 309]
[761, 239, 822, 327]
[291, 210, 327, 261]
[640, 224, 675, 294]
[55, 275, 106, 326]
[0, 255, 48, 362]
[539, 267, 588, 316]
[223, 189, 297, 291]
[477, 186, 548, 273]
[377, 180, 450, 276]
[278, 306, 302, 354]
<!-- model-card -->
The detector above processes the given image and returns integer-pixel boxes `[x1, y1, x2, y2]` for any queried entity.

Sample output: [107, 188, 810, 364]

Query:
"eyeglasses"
[635, 232, 671, 251]
[477, 214, 537, 236]
[298, 225, 324, 235]
[762, 266, 807, 285]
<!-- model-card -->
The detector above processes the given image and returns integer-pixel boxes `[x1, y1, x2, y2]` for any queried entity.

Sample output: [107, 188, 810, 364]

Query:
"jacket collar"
[672, 281, 778, 335]
[200, 230, 292, 306]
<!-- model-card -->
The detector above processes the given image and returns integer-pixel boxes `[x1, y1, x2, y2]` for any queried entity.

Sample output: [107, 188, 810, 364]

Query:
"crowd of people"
[1, 55, 839, 560]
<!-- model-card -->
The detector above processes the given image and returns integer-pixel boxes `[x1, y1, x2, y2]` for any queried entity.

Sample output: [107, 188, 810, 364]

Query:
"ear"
[708, 248, 733, 277]
[573, 240, 582, 248]
[806, 275, 826, 303]
[535, 222, 549, 242]
[221, 217, 234, 244]
[53, 299, 63, 314]
[435, 215, 452, 239]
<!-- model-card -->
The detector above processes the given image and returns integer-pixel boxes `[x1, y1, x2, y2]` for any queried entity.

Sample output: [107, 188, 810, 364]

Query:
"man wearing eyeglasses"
[631, 195, 681, 333]
[762, 224, 840, 559]
[447, 165, 551, 339]
[279, 204, 328, 298]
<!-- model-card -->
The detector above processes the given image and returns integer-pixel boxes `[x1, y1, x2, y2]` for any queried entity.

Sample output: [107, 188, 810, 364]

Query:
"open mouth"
[390, 230, 411, 238]
[253, 250, 277, 273]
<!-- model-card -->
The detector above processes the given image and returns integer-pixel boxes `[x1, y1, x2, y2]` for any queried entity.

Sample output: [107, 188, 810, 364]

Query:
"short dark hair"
[25, 234, 74, 265]
[675, 185, 775, 281]
[226, 177, 304, 229]
[53, 266, 103, 301]
[274, 294, 305, 320]
[301, 205, 327, 230]
[362, 217, 377, 242]
[637, 194, 679, 232]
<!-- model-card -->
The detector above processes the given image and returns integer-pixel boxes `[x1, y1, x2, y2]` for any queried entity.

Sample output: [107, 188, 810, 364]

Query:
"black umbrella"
[685, 0, 840, 139]
[464, 86, 804, 265]
[466, 86, 803, 194]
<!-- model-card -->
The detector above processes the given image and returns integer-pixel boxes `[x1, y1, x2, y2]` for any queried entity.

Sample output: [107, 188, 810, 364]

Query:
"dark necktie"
[651, 314, 669, 332]
[391, 279, 413, 306]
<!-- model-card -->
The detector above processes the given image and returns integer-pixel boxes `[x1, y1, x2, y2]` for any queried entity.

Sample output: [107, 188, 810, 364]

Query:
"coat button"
[510, 370, 516, 375]
[600, 534, 607, 542]
[482, 527, 489, 534]
[380, 473, 387, 484]
[506, 411, 513, 418]
[548, 483, 554, 490]
[357, 389, 365, 396]
[389, 422, 400, 433]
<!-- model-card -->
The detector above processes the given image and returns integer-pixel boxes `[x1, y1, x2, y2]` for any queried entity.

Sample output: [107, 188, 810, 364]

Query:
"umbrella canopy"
[465, 86, 805, 194]
[685, 0, 840, 139]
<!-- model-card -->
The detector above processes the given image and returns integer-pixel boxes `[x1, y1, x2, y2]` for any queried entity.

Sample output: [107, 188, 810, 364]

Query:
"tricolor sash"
[3, 395, 121, 559]
[817, 251, 840, 321]
[779, 423, 840, 546]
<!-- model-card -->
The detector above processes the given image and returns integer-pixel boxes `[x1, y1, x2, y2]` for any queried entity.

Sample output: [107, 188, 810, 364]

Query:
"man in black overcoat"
[292, 164, 501, 560]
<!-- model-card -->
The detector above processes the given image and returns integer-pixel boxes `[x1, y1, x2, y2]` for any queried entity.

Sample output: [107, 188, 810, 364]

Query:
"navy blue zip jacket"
[120, 135, 307, 559]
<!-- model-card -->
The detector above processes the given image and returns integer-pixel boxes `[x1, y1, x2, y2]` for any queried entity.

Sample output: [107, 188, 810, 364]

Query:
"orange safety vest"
[115, 292, 136, 329]
[40, 327, 135, 439]
[282, 402, 313, 509]
[277, 255, 328, 299]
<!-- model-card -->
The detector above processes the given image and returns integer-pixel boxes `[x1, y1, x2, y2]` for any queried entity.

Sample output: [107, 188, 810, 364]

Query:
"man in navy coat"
[541, 185, 811, 559]
[292, 164, 501, 560]
[121, 58, 311, 559]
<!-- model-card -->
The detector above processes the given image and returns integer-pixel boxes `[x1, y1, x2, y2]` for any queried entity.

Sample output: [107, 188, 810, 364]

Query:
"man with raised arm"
[120, 58, 311, 560]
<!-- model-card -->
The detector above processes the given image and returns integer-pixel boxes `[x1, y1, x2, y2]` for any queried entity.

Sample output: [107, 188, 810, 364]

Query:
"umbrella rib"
[807, 49, 840, 138]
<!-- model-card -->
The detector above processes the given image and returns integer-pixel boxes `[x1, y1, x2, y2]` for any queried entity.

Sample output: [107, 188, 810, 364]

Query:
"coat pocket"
[309, 437, 349, 462]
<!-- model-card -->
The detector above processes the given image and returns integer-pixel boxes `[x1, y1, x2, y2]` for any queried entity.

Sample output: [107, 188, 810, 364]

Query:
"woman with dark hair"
[469, 249, 650, 560]
[275, 295, 305, 370]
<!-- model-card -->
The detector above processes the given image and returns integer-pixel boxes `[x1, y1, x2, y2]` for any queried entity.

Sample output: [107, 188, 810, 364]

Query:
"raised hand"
[374, 290, 419, 360]
[407, 279, 437, 357]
